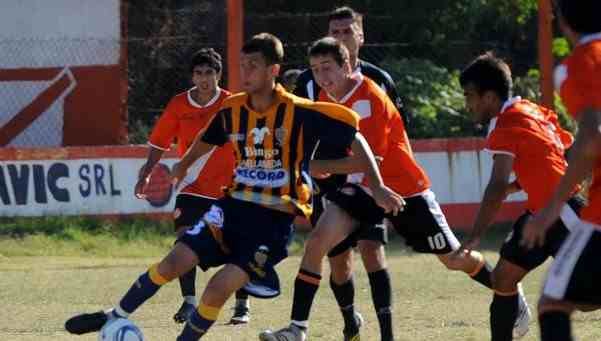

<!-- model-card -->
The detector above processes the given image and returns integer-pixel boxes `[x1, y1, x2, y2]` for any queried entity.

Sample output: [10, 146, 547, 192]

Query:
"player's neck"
[192, 87, 218, 106]
[248, 82, 278, 112]
[349, 54, 360, 70]
[331, 77, 358, 102]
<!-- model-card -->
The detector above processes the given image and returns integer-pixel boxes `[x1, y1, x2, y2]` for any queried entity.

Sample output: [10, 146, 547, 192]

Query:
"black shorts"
[177, 197, 295, 283]
[501, 197, 583, 271]
[327, 184, 456, 256]
[173, 194, 217, 229]
[542, 218, 601, 306]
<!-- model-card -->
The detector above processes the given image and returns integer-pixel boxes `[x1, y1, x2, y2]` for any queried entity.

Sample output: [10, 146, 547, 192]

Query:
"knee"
[358, 241, 386, 271]
[202, 277, 232, 307]
[329, 256, 353, 284]
[491, 270, 520, 293]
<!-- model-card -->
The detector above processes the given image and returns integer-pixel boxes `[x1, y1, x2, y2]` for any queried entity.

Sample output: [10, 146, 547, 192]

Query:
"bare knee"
[202, 265, 248, 307]
[329, 251, 353, 284]
[158, 243, 198, 280]
[491, 260, 527, 293]
[357, 240, 386, 272]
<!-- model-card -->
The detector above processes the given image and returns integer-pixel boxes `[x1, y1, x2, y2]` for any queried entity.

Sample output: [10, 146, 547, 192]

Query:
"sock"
[368, 269, 394, 341]
[539, 311, 572, 341]
[235, 290, 249, 308]
[119, 264, 170, 315]
[179, 267, 197, 299]
[330, 276, 358, 335]
[468, 254, 493, 289]
[178, 302, 220, 341]
[290, 269, 322, 329]
[490, 293, 518, 341]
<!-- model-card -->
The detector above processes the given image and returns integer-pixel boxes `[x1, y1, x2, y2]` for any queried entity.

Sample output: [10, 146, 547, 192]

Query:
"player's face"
[463, 84, 492, 123]
[328, 19, 364, 57]
[310, 54, 350, 95]
[240, 52, 278, 94]
[191, 65, 220, 95]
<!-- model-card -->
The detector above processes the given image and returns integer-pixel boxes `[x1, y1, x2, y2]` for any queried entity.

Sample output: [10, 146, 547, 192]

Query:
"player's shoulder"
[359, 60, 395, 85]
[220, 91, 247, 109]
[295, 97, 360, 128]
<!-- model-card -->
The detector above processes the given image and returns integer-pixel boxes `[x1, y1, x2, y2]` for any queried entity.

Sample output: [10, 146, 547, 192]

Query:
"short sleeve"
[485, 128, 520, 158]
[560, 57, 601, 119]
[148, 99, 179, 150]
[200, 110, 229, 146]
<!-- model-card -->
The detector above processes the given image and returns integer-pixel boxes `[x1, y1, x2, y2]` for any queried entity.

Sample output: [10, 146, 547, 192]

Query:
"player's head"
[327, 6, 364, 58]
[460, 52, 513, 123]
[240, 33, 284, 93]
[308, 37, 352, 95]
[555, 0, 601, 45]
[189, 48, 222, 94]
[281, 69, 302, 92]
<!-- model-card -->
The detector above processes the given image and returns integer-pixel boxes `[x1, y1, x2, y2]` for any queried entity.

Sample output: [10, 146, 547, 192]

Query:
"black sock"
[290, 269, 321, 329]
[330, 276, 358, 335]
[119, 264, 169, 315]
[179, 267, 197, 298]
[539, 311, 572, 341]
[368, 269, 394, 341]
[471, 261, 493, 289]
[235, 290, 249, 300]
[490, 294, 518, 341]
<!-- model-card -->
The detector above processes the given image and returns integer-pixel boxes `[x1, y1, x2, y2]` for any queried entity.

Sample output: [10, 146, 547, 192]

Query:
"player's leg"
[65, 241, 200, 335]
[228, 290, 251, 324]
[260, 203, 358, 341]
[538, 220, 601, 341]
[489, 259, 529, 341]
[173, 195, 215, 323]
[178, 264, 249, 340]
[328, 246, 363, 340]
[357, 230, 394, 341]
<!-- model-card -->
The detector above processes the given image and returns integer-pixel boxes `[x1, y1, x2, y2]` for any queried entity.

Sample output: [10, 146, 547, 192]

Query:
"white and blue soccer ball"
[98, 318, 144, 341]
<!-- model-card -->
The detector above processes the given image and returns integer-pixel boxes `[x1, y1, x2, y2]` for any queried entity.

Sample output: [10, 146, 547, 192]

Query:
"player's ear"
[270, 63, 281, 77]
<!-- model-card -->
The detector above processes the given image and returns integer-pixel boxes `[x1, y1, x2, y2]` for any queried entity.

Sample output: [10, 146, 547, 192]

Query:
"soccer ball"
[98, 318, 144, 341]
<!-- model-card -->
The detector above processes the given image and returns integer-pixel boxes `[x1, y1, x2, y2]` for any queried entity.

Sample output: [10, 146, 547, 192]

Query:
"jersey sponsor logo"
[244, 147, 280, 158]
[249, 126, 270, 145]
[234, 167, 288, 187]
[229, 133, 245, 142]
[352, 100, 372, 119]
[239, 159, 283, 169]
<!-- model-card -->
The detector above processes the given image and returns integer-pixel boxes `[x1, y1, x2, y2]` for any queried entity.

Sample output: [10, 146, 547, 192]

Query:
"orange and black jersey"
[201, 84, 360, 217]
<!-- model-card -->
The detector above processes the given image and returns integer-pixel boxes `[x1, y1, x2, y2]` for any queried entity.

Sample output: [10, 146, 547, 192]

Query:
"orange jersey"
[318, 75, 430, 196]
[200, 85, 359, 217]
[485, 98, 575, 212]
[555, 34, 601, 225]
[148, 87, 235, 199]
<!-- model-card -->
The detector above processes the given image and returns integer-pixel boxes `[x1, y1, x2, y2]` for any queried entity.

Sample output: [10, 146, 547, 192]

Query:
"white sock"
[184, 296, 198, 306]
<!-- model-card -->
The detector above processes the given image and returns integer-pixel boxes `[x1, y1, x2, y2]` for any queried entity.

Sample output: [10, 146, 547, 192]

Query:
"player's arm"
[171, 111, 228, 186]
[312, 132, 405, 214]
[523, 109, 601, 248]
[464, 154, 514, 250]
[135, 147, 166, 198]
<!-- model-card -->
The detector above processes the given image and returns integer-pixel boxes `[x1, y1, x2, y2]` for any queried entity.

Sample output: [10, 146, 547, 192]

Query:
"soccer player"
[458, 52, 581, 341]
[293, 6, 408, 339]
[133, 47, 239, 325]
[259, 37, 523, 341]
[521, 1, 601, 340]
[64, 32, 403, 341]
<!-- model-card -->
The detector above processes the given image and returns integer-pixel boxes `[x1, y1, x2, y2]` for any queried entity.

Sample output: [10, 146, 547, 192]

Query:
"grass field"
[2, 251, 601, 341]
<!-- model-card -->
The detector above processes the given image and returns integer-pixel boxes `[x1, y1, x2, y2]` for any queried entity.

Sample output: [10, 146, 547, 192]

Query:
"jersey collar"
[488, 96, 522, 137]
[187, 87, 222, 108]
[327, 74, 364, 104]
[579, 32, 601, 45]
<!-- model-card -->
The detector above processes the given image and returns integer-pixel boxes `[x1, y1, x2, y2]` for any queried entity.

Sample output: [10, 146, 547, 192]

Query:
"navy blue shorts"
[177, 197, 295, 283]
[173, 194, 216, 229]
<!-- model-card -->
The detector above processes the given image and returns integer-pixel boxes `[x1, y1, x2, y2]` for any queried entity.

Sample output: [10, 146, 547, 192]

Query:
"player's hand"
[372, 184, 405, 216]
[170, 162, 188, 189]
[134, 163, 152, 199]
[521, 203, 560, 250]
[311, 170, 331, 179]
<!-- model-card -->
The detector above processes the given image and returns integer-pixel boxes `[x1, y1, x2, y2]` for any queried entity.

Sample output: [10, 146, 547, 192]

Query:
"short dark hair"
[328, 6, 363, 30]
[308, 37, 349, 67]
[460, 52, 513, 100]
[190, 48, 222, 73]
[282, 69, 301, 84]
[241, 33, 284, 65]
[556, 0, 601, 34]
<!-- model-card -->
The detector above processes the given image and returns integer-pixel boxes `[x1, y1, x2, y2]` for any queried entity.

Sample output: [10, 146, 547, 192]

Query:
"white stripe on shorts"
[543, 219, 596, 300]
[421, 190, 461, 251]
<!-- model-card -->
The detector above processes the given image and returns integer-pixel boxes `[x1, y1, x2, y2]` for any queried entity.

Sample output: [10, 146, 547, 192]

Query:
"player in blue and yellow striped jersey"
[65, 33, 404, 341]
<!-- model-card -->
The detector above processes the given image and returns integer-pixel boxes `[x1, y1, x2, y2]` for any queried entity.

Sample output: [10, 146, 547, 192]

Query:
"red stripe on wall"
[0, 68, 61, 81]
[412, 138, 486, 153]
[0, 145, 178, 161]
